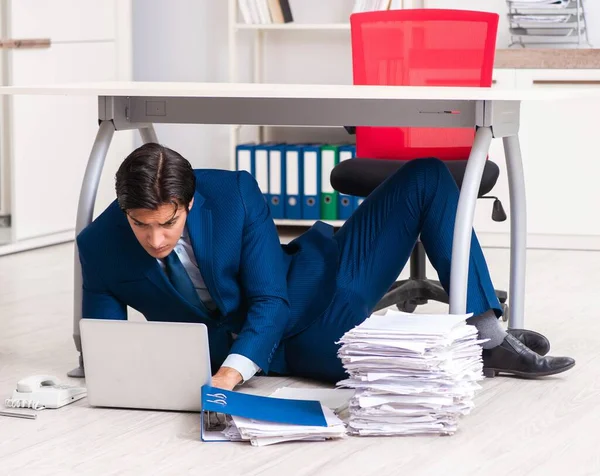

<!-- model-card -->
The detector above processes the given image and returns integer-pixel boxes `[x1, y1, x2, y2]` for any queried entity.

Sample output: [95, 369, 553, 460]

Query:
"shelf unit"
[225, 1, 600, 251]
[227, 0, 354, 171]
[227, 1, 421, 230]
[507, 0, 592, 48]
[227, 0, 358, 230]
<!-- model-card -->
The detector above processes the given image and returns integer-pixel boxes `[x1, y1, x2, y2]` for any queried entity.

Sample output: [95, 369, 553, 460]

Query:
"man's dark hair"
[115, 143, 196, 213]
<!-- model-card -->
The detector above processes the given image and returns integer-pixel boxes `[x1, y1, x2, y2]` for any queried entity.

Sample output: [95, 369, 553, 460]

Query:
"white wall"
[585, 0, 600, 47]
[132, 0, 230, 169]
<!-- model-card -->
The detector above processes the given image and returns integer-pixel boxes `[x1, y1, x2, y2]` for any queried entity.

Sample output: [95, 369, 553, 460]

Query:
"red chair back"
[350, 9, 499, 160]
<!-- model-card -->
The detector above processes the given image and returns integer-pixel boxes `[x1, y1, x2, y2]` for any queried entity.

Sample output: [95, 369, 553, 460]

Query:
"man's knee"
[402, 157, 447, 176]
[387, 157, 451, 187]
[382, 157, 458, 204]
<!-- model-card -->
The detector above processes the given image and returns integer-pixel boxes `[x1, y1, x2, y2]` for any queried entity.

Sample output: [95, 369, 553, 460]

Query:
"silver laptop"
[80, 319, 212, 412]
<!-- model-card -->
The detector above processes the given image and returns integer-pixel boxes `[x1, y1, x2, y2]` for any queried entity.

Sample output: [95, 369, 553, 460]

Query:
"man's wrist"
[222, 353, 260, 383]
[214, 366, 243, 386]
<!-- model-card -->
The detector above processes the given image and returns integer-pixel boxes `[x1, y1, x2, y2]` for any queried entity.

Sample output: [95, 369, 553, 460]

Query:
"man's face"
[125, 198, 194, 259]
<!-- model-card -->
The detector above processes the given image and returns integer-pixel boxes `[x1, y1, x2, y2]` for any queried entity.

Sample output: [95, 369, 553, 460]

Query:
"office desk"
[0, 81, 592, 377]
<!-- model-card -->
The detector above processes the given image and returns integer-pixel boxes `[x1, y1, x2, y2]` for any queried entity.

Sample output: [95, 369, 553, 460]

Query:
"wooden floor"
[1, 242, 599, 476]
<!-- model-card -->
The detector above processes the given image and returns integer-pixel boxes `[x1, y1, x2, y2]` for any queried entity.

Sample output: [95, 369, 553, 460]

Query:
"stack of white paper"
[509, 0, 570, 8]
[512, 14, 571, 23]
[336, 309, 486, 436]
[223, 404, 347, 447]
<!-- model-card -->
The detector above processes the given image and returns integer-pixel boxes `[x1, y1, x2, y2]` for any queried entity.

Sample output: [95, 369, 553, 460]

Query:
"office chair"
[331, 9, 509, 320]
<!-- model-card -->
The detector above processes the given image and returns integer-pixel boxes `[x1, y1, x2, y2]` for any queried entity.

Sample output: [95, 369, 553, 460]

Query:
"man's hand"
[211, 366, 243, 390]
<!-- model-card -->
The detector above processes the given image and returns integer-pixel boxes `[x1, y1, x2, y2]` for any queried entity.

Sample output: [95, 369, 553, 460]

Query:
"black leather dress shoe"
[507, 328, 550, 356]
[483, 334, 575, 378]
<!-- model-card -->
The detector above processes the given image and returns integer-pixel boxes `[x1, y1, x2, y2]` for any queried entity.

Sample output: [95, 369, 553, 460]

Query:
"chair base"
[373, 278, 508, 314]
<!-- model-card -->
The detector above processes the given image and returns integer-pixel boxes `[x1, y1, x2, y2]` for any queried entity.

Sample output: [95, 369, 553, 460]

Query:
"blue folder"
[300, 144, 321, 220]
[284, 144, 303, 219]
[337, 144, 356, 220]
[267, 143, 287, 219]
[235, 143, 255, 175]
[253, 143, 272, 204]
[200, 385, 327, 441]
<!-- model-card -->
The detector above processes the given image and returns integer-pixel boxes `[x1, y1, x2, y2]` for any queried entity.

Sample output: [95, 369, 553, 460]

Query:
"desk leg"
[449, 126, 493, 315]
[68, 120, 116, 378]
[503, 134, 526, 329]
[139, 125, 158, 144]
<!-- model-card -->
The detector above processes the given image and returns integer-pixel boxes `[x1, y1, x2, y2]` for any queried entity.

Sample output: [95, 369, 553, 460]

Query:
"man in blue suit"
[77, 143, 574, 390]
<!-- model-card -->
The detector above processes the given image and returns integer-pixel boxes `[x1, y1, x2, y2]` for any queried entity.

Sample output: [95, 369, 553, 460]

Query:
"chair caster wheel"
[397, 301, 417, 313]
[501, 303, 509, 322]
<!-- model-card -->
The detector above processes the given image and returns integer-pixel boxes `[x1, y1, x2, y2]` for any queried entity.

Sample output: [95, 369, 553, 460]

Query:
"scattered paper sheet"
[269, 387, 355, 414]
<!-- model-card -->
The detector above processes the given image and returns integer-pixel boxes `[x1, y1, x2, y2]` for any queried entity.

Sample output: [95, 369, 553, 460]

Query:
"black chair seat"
[331, 158, 500, 198]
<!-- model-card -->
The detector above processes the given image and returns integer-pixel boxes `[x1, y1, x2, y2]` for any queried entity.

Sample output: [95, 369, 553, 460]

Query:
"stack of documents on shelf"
[336, 310, 486, 436]
[511, 14, 571, 23]
[201, 386, 347, 446]
[509, 0, 571, 9]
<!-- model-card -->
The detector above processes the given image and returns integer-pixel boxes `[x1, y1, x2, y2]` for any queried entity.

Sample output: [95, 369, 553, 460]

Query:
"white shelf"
[274, 219, 346, 227]
[235, 23, 350, 31]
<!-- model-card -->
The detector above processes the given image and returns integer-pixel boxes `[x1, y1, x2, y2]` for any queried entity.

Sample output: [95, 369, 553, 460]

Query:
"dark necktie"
[163, 250, 203, 308]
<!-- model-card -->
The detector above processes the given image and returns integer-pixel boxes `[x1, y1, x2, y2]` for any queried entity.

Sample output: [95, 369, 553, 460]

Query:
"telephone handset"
[6, 374, 87, 410]
[17, 375, 62, 393]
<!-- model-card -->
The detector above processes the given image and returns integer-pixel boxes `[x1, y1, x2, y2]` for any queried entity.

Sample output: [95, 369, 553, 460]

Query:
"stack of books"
[352, 0, 403, 12]
[237, 0, 404, 25]
[237, 0, 293, 24]
[336, 309, 487, 436]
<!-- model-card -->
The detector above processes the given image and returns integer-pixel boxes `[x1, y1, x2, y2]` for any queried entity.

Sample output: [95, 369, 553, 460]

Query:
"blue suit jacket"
[77, 169, 339, 374]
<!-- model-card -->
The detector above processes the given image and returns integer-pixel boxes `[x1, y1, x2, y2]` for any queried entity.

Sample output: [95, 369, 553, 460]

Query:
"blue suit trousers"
[284, 158, 501, 383]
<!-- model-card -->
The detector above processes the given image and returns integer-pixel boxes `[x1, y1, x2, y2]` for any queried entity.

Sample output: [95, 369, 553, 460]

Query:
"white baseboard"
[478, 232, 600, 251]
[0, 230, 74, 256]
[0, 227, 11, 244]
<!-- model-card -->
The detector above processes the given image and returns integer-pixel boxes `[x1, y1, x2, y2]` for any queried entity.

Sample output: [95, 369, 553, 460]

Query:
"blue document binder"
[235, 143, 255, 175]
[337, 144, 356, 220]
[268, 143, 286, 219]
[284, 144, 303, 219]
[200, 385, 327, 441]
[253, 143, 271, 203]
[301, 144, 321, 220]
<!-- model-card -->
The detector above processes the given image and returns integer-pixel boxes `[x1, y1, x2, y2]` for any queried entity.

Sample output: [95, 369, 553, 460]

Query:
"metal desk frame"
[61, 86, 525, 377]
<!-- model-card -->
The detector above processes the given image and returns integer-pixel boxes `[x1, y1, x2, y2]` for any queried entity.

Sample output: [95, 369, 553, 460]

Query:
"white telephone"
[6, 375, 87, 410]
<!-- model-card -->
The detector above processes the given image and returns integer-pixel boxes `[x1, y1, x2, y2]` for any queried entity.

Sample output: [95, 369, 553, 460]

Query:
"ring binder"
[200, 385, 346, 445]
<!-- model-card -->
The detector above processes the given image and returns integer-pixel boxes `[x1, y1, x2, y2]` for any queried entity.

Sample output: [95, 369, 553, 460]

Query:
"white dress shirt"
[157, 226, 261, 382]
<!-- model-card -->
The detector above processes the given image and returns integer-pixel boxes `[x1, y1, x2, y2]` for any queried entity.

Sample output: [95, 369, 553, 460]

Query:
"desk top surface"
[0, 81, 597, 101]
